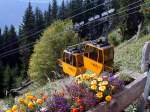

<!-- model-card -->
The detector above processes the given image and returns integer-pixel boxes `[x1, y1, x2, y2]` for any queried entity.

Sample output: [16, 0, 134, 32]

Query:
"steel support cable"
[0, 8, 144, 59]
[0, 0, 143, 51]
[0, 1, 149, 58]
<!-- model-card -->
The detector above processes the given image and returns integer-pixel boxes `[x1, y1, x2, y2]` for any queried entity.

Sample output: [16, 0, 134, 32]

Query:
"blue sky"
[0, 0, 63, 31]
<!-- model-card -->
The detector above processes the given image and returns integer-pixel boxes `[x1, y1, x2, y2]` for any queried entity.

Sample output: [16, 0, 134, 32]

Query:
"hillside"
[115, 34, 150, 73]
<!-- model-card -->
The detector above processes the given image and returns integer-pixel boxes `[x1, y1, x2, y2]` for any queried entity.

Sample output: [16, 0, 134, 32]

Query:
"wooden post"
[138, 42, 150, 112]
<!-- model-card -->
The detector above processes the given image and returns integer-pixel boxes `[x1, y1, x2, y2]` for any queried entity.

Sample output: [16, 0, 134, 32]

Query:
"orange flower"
[105, 95, 112, 102]
[36, 99, 44, 105]
[42, 95, 48, 101]
[28, 102, 34, 109]
[32, 96, 37, 101]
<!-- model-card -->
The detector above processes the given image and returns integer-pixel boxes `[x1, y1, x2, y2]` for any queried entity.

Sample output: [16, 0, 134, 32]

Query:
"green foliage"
[125, 103, 137, 112]
[108, 30, 122, 46]
[115, 35, 150, 72]
[117, 0, 144, 40]
[28, 20, 78, 82]
[119, 73, 133, 82]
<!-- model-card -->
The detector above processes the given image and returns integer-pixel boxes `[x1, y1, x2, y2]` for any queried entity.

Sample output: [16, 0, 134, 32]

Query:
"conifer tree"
[44, 3, 52, 26]
[35, 7, 44, 38]
[59, 0, 66, 19]
[19, 2, 36, 78]
[3, 26, 9, 42]
[52, 0, 58, 21]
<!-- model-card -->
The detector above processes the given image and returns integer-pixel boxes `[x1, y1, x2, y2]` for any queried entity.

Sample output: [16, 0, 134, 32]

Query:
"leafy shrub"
[108, 30, 122, 46]
[28, 20, 78, 82]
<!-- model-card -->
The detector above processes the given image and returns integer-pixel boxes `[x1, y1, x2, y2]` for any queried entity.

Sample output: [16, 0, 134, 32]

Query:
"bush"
[108, 30, 122, 46]
[28, 20, 78, 82]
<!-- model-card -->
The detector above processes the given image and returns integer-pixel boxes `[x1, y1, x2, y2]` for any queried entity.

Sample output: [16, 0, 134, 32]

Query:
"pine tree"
[0, 61, 4, 97]
[3, 65, 11, 91]
[51, 0, 58, 21]
[3, 26, 9, 42]
[7, 25, 20, 67]
[0, 28, 1, 38]
[19, 2, 36, 78]
[35, 7, 44, 38]
[59, 0, 66, 19]
[0, 28, 3, 45]
[44, 3, 52, 26]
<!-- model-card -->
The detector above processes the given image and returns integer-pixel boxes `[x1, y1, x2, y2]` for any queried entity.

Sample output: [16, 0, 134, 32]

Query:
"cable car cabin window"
[72, 55, 77, 66]
[76, 55, 84, 67]
[84, 45, 90, 57]
[104, 48, 114, 62]
[63, 52, 72, 64]
[89, 47, 98, 61]
[98, 50, 103, 63]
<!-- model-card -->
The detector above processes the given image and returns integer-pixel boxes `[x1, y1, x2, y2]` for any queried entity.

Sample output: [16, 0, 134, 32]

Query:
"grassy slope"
[114, 34, 150, 72]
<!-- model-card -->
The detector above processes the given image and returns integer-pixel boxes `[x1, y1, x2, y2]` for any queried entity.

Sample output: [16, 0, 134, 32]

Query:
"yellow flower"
[98, 82, 102, 86]
[12, 105, 18, 112]
[105, 95, 112, 102]
[91, 80, 97, 85]
[76, 75, 82, 79]
[25, 92, 32, 97]
[24, 99, 29, 105]
[27, 95, 34, 100]
[90, 73, 97, 78]
[99, 86, 106, 92]
[97, 77, 103, 82]
[96, 92, 103, 99]
[6, 109, 12, 112]
[77, 80, 83, 84]
[28, 102, 34, 109]
[18, 98, 24, 104]
[102, 81, 109, 86]
[82, 74, 90, 80]
[91, 85, 97, 90]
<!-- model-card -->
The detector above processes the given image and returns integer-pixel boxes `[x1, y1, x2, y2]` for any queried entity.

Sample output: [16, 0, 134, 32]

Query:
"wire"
[0, 1, 149, 58]
[0, 0, 142, 51]
[0, 0, 110, 50]
[0, 8, 143, 59]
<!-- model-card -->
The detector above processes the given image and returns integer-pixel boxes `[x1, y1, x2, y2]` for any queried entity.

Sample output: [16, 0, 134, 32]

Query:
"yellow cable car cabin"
[59, 48, 85, 76]
[83, 40, 114, 75]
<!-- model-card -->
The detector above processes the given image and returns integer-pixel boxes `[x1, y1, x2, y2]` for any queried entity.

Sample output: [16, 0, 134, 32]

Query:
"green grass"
[115, 34, 150, 72]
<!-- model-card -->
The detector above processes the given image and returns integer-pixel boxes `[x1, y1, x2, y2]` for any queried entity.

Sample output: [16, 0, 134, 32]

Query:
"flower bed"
[1, 73, 129, 112]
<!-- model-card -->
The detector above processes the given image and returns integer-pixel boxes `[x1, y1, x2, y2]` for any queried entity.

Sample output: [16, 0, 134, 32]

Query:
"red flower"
[71, 108, 79, 112]
[79, 105, 85, 112]
[75, 97, 83, 105]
